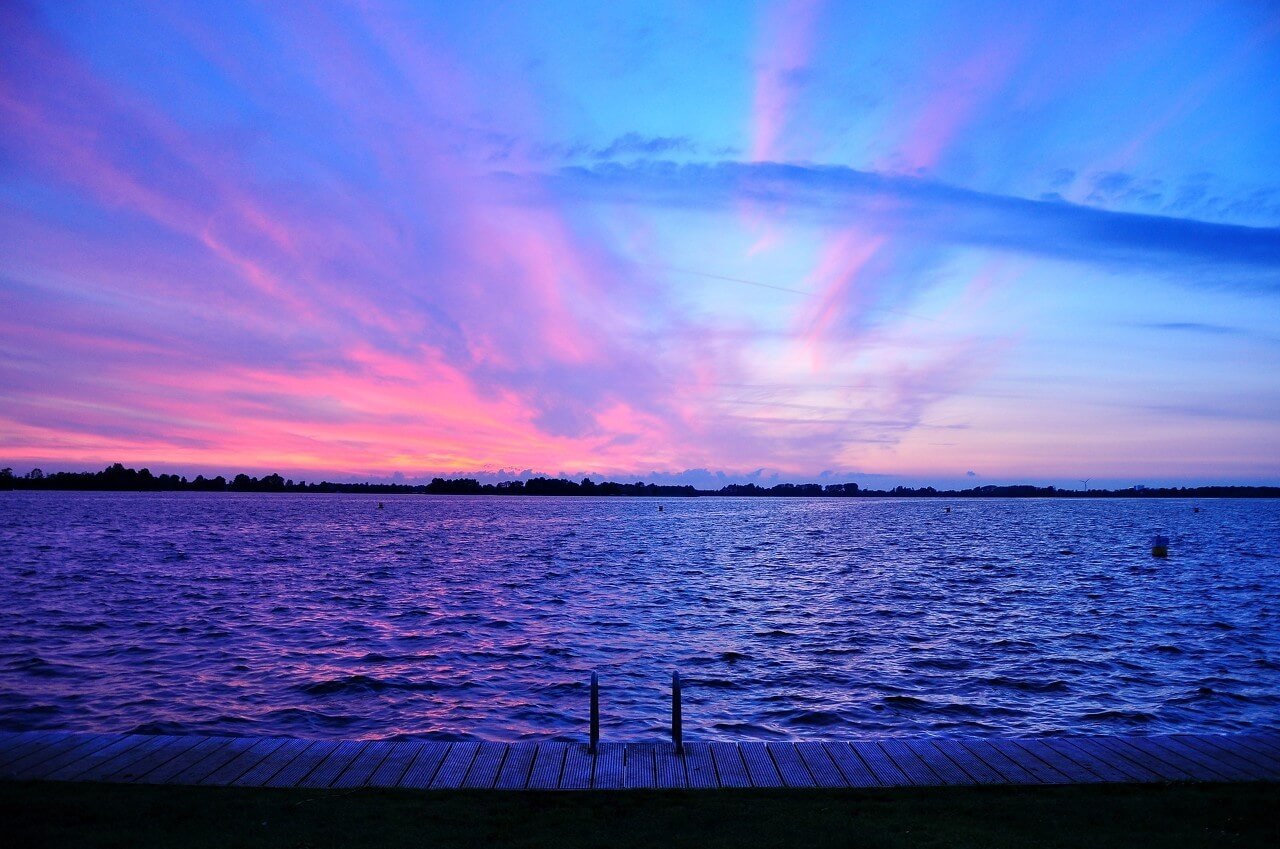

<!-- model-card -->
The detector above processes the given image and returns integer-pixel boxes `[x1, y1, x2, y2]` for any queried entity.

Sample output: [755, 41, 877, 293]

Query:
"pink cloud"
[1095, 16, 1280, 177]
[0, 4, 726, 479]
[799, 230, 887, 359]
[882, 37, 1027, 174]
[749, 0, 825, 163]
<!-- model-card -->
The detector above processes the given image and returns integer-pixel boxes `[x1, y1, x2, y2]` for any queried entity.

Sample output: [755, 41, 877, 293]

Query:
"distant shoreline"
[3, 463, 1277, 498]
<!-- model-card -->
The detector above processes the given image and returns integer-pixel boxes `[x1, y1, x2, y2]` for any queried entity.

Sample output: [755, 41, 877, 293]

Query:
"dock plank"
[332, 741, 397, 788]
[1172, 735, 1276, 780]
[298, 740, 368, 788]
[959, 740, 1040, 784]
[1007, 739, 1102, 784]
[528, 743, 567, 790]
[397, 742, 449, 789]
[233, 737, 312, 787]
[263, 740, 339, 788]
[1, 729, 1272, 791]
[199, 737, 288, 786]
[461, 742, 507, 789]
[794, 742, 848, 788]
[1255, 734, 1280, 762]
[0, 731, 43, 766]
[168, 736, 257, 785]
[982, 739, 1067, 784]
[1045, 738, 1149, 782]
[113, 736, 205, 783]
[708, 742, 751, 788]
[1236, 733, 1280, 761]
[559, 744, 595, 790]
[494, 742, 537, 790]
[624, 743, 655, 789]
[1147, 736, 1254, 781]
[905, 740, 976, 785]
[591, 742, 624, 789]
[880, 739, 948, 786]
[1074, 737, 1172, 782]
[851, 742, 912, 786]
[1134, 737, 1236, 782]
[430, 741, 479, 789]
[654, 744, 687, 789]
[45, 734, 150, 782]
[140, 737, 235, 784]
[927, 739, 1007, 785]
[739, 742, 783, 788]
[2, 733, 112, 779]
[682, 742, 719, 789]
[767, 742, 816, 787]
[822, 742, 881, 788]
[77, 734, 174, 783]
[0, 731, 70, 769]
[367, 741, 424, 788]
[1189, 734, 1280, 774]
[1091, 736, 1201, 782]
[1219, 736, 1280, 771]
[0, 730, 29, 745]
[26, 735, 139, 781]
[1252, 728, 1280, 747]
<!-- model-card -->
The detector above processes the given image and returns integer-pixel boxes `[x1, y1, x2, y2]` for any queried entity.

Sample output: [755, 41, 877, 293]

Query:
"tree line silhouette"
[2, 463, 1277, 498]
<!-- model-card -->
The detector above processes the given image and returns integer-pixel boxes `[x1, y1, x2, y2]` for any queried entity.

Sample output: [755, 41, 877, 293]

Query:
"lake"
[1, 492, 1277, 742]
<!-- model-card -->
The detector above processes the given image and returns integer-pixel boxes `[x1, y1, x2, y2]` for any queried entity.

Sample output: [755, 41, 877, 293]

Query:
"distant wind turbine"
[1079, 478, 1091, 492]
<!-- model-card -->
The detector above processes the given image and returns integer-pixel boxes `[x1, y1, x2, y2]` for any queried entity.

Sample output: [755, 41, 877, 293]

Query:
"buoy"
[945, 506, 951, 513]
[658, 505, 664, 512]
[1150, 534, 1169, 558]
[378, 502, 384, 509]
[1193, 507, 1201, 513]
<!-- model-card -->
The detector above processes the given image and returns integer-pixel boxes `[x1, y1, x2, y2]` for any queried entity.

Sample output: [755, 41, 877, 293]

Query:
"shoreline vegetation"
[2, 463, 1278, 498]
[8, 781, 1279, 849]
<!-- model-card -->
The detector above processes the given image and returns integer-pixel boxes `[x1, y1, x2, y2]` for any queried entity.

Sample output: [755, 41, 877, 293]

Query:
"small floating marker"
[1151, 534, 1169, 558]
[945, 506, 951, 513]
[658, 505, 664, 512]
[378, 502, 384, 509]
[1193, 506, 1201, 513]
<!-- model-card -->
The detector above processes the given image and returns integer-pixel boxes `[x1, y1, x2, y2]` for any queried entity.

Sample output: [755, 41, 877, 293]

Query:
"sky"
[2, 0, 1279, 489]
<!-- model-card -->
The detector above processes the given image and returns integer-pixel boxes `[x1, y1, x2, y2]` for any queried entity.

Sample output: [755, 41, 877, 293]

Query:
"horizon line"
[4, 464, 1279, 493]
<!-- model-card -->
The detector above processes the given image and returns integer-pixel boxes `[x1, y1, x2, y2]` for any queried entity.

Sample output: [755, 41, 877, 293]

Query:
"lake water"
[1, 492, 1277, 742]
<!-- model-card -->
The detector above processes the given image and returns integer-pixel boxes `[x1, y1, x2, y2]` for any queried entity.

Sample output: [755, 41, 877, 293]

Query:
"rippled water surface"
[1, 493, 1278, 741]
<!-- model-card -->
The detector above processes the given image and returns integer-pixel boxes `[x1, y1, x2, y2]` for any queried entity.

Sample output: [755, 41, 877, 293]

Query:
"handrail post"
[589, 671, 599, 754]
[671, 670, 683, 754]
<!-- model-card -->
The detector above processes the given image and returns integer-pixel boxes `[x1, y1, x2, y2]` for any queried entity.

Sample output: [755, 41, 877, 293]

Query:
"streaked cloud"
[533, 161, 1280, 275]
[1, 0, 1277, 485]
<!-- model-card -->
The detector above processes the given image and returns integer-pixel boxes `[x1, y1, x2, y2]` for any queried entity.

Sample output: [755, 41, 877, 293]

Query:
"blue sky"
[1, 0, 1278, 487]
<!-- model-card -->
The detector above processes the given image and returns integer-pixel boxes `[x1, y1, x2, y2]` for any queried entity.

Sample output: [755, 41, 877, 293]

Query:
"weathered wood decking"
[1, 729, 1277, 791]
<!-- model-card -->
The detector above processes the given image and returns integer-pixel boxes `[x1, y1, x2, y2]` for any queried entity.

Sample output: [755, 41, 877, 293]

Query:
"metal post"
[671, 670, 683, 754]
[589, 671, 599, 754]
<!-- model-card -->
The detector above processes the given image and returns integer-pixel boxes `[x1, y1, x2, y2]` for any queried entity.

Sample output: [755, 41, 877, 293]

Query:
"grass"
[5, 780, 1278, 849]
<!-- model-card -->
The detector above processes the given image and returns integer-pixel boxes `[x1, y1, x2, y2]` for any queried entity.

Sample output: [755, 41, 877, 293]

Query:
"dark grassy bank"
[5, 780, 1278, 849]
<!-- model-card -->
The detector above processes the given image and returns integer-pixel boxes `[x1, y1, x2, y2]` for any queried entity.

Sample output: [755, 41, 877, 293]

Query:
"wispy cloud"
[750, 0, 825, 162]
[517, 133, 706, 163]
[1138, 321, 1248, 335]
[531, 161, 1280, 277]
[1, 0, 1277, 484]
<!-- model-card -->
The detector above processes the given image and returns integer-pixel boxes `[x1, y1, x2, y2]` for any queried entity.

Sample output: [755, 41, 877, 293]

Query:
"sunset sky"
[2, 0, 1279, 488]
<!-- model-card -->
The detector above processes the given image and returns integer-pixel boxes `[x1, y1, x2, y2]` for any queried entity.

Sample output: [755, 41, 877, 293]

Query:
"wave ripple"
[1, 492, 1278, 741]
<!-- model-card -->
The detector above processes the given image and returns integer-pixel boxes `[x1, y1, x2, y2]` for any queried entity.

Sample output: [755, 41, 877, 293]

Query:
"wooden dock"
[1, 729, 1277, 791]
